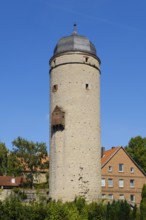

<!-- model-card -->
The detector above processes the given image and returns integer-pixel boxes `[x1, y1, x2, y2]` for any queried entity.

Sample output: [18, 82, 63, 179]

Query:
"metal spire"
[73, 23, 77, 34]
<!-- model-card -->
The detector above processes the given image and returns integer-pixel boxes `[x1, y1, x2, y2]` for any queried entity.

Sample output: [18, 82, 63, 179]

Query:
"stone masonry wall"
[49, 52, 101, 202]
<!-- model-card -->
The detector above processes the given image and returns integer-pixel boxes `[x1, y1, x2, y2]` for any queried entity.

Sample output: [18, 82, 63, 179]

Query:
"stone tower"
[49, 25, 101, 202]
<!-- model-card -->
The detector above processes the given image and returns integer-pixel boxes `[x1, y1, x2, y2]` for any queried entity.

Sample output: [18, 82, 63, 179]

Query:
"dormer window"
[11, 178, 15, 184]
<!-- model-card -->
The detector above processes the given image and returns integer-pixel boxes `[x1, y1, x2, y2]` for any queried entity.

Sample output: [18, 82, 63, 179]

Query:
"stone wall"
[0, 188, 48, 203]
[49, 52, 101, 202]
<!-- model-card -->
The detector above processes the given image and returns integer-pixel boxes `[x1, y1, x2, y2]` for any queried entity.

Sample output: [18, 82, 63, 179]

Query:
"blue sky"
[0, 0, 146, 151]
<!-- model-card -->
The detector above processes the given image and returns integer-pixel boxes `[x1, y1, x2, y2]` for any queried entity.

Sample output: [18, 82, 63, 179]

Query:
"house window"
[108, 194, 113, 200]
[130, 195, 135, 202]
[130, 167, 134, 173]
[119, 194, 125, 200]
[119, 163, 124, 172]
[130, 179, 134, 188]
[101, 178, 105, 187]
[119, 179, 124, 188]
[108, 166, 112, 172]
[108, 178, 113, 187]
[102, 194, 106, 199]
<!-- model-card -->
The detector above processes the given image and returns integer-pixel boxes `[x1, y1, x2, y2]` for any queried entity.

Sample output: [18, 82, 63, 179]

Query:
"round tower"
[49, 25, 101, 202]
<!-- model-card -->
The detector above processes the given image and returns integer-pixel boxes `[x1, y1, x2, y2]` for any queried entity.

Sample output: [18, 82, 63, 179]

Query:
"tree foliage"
[125, 136, 146, 172]
[0, 141, 23, 176]
[0, 196, 140, 220]
[140, 184, 146, 220]
[12, 137, 48, 187]
[0, 142, 8, 175]
[7, 152, 23, 176]
[106, 200, 132, 220]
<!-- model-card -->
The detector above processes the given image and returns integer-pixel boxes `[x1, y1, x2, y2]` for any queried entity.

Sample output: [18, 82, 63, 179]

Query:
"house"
[101, 147, 146, 206]
[0, 176, 26, 189]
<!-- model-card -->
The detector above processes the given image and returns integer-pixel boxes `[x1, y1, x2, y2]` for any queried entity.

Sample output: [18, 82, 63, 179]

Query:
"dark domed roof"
[53, 26, 97, 56]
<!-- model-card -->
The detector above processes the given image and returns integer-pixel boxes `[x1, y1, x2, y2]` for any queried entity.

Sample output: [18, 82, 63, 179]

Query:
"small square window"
[119, 163, 124, 172]
[108, 178, 113, 187]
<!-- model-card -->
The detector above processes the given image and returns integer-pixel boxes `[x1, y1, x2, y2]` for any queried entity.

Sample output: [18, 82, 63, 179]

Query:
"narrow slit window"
[52, 84, 58, 92]
[85, 84, 89, 90]
[85, 57, 89, 62]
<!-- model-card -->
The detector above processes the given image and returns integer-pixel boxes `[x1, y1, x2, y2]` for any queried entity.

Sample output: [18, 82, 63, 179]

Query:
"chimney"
[101, 146, 105, 158]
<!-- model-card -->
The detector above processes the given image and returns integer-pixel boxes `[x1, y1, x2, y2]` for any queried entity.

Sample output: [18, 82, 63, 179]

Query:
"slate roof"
[53, 32, 97, 56]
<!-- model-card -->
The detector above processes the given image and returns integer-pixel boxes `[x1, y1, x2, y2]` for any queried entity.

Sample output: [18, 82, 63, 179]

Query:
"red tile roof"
[101, 146, 146, 176]
[101, 147, 120, 167]
[0, 176, 26, 187]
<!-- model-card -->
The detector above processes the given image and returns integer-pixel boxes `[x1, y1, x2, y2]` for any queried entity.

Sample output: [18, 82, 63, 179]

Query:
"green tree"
[106, 200, 134, 220]
[125, 136, 146, 172]
[87, 202, 106, 220]
[7, 152, 23, 176]
[140, 184, 146, 220]
[0, 142, 8, 175]
[12, 137, 48, 188]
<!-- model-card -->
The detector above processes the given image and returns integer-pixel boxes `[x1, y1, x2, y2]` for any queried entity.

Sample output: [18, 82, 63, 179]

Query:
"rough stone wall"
[49, 52, 101, 202]
[0, 189, 11, 201]
[0, 189, 48, 203]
